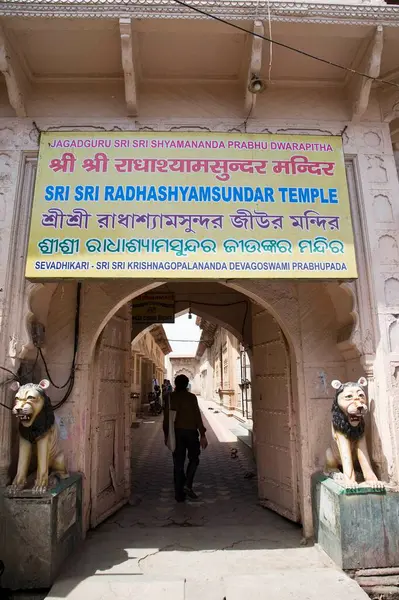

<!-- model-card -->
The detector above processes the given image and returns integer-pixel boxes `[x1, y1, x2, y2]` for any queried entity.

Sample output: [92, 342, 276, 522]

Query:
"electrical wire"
[159, 293, 250, 338]
[2, 283, 81, 411]
[266, 0, 273, 84]
[0, 366, 18, 380]
[242, 94, 255, 132]
[175, 299, 248, 307]
[174, 291, 252, 296]
[51, 283, 81, 409]
[52, 374, 75, 411]
[38, 282, 80, 396]
[51, 281, 81, 410]
[0, 377, 16, 410]
[167, 339, 205, 342]
[171, 298, 249, 339]
[39, 348, 72, 389]
[0, 354, 38, 410]
[30, 348, 39, 375]
[3, 291, 246, 410]
[170, 0, 399, 90]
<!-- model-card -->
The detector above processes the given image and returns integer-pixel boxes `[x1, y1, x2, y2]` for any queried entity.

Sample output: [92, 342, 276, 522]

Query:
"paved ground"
[47, 400, 369, 600]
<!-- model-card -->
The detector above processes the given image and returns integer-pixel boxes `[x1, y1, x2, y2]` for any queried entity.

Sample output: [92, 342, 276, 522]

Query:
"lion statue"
[8, 379, 68, 494]
[325, 377, 384, 489]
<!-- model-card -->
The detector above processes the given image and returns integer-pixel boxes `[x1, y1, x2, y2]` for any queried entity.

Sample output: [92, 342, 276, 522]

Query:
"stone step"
[224, 570, 370, 600]
[353, 570, 399, 600]
[357, 574, 399, 587]
[46, 576, 186, 599]
[360, 586, 399, 600]
[44, 569, 369, 600]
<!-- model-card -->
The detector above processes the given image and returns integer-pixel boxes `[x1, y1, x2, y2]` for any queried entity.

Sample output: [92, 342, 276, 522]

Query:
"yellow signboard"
[26, 132, 357, 279]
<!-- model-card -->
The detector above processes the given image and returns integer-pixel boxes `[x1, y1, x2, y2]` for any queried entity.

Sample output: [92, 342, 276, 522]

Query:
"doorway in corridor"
[239, 345, 252, 420]
[88, 281, 300, 529]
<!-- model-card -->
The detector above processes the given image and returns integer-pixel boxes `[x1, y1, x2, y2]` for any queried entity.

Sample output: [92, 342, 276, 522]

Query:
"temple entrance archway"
[35, 276, 362, 538]
[86, 280, 302, 528]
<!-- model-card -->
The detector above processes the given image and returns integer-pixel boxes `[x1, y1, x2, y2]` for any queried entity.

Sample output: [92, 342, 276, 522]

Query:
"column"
[350, 124, 399, 481]
[130, 351, 139, 422]
[0, 155, 38, 487]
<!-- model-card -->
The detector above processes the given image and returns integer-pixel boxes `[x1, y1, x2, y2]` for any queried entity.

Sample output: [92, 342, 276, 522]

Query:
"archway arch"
[131, 302, 248, 352]
[76, 279, 301, 364]
[79, 280, 304, 529]
[174, 368, 195, 380]
[41, 277, 360, 539]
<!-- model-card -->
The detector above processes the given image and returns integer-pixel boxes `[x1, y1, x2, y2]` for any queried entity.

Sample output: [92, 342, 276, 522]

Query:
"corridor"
[47, 400, 368, 600]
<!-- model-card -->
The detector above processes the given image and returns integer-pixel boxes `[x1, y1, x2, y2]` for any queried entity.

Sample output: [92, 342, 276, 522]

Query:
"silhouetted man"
[163, 374, 208, 502]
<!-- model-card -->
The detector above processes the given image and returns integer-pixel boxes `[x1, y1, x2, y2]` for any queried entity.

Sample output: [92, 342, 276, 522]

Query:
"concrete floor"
[47, 400, 369, 599]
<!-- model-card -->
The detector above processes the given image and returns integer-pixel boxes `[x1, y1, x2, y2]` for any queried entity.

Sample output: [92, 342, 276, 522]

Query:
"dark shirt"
[163, 390, 206, 437]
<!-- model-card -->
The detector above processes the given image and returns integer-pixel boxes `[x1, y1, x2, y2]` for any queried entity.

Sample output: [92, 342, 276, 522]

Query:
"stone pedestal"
[1, 474, 82, 590]
[312, 472, 399, 570]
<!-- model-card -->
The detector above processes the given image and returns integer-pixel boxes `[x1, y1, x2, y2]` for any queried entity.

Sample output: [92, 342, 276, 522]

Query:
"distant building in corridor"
[196, 317, 252, 420]
[165, 317, 252, 421]
[165, 355, 200, 393]
[131, 325, 172, 422]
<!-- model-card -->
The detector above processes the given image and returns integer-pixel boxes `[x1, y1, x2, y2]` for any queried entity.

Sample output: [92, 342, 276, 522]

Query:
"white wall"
[199, 348, 214, 401]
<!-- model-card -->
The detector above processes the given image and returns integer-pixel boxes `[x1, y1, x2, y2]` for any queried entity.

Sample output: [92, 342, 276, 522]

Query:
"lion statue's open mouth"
[17, 413, 32, 422]
[347, 413, 362, 426]
[13, 402, 35, 425]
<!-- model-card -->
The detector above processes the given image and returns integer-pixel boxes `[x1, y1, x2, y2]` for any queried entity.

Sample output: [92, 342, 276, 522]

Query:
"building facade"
[0, 0, 398, 545]
[166, 320, 251, 420]
[131, 324, 171, 422]
[196, 317, 252, 419]
[166, 355, 201, 393]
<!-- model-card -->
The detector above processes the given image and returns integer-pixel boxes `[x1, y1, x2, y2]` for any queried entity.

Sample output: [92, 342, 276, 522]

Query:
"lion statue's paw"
[330, 471, 355, 484]
[32, 485, 49, 495]
[32, 487, 48, 495]
[7, 477, 26, 495]
[359, 480, 385, 490]
[329, 472, 360, 490]
[32, 475, 49, 495]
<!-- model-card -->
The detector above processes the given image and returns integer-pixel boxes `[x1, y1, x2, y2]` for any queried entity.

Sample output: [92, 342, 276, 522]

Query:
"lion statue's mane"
[331, 381, 365, 441]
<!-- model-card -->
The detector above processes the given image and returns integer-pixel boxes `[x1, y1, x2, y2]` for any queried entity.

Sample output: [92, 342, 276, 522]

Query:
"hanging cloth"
[166, 392, 178, 453]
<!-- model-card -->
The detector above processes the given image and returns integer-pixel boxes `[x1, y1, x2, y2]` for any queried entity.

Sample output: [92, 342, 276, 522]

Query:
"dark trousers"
[173, 428, 200, 499]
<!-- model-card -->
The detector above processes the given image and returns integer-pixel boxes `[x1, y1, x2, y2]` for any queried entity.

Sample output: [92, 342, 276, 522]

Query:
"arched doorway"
[33, 276, 362, 538]
[86, 281, 301, 529]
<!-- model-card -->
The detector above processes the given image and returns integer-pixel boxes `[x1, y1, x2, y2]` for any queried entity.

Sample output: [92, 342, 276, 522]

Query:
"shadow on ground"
[47, 407, 334, 599]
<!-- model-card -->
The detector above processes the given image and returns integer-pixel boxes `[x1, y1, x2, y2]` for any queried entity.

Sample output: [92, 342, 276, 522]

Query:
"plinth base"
[312, 472, 399, 570]
[1, 474, 82, 590]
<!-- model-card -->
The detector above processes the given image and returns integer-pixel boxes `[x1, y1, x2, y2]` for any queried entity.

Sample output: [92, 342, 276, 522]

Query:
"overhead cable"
[170, 0, 399, 90]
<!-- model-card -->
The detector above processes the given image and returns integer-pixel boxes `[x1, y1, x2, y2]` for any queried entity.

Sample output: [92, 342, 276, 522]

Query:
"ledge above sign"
[132, 292, 175, 325]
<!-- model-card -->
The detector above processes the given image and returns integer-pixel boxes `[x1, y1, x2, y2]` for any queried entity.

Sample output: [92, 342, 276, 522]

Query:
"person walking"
[161, 380, 167, 407]
[161, 379, 172, 408]
[163, 374, 208, 502]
